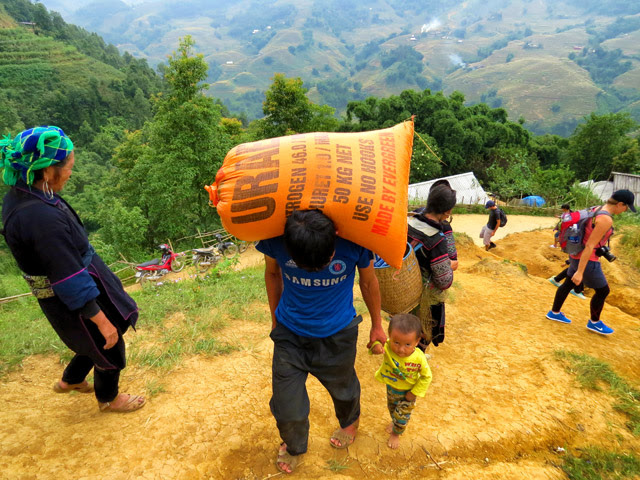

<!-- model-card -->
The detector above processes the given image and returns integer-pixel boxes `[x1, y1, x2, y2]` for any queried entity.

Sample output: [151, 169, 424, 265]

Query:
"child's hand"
[405, 391, 416, 402]
[368, 340, 384, 355]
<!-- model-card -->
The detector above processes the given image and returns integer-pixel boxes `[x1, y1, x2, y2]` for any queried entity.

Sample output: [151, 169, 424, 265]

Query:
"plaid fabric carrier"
[407, 217, 449, 339]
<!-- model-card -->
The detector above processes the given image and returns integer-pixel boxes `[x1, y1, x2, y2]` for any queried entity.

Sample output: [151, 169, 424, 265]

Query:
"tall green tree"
[532, 165, 575, 205]
[109, 36, 231, 246]
[485, 147, 537, 199]
[255, 74, 338, 138]
[566, 112, 638, 181]
[410, 132, 442, 183]
[342, 89, 530, 181]
[611, 139, 640, 175]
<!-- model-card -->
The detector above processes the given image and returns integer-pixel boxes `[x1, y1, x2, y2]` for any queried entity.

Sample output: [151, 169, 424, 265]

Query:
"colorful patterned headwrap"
[0, 126, 74, 186]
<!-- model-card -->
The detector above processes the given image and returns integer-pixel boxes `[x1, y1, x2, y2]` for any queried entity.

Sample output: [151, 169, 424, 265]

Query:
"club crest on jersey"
[328, 260, 347, 275]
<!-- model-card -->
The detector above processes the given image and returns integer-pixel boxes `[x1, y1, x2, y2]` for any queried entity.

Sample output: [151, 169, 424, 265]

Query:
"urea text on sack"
[227, 131, 398, 237]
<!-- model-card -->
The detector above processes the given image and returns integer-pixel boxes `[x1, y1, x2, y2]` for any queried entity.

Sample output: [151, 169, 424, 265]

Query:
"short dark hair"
[284, 210, 336, 271]
[431, 179, 451, 189]
[388, 313, 422, 338]
[425, 184, 457, 214]
[561, 203, 570, 210]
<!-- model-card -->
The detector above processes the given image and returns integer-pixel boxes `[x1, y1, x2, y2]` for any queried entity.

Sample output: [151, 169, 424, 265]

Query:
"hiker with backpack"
[550, 203, 571, 248]
[549, 204, 587, 300]
[479, 200, 506, 251]
[546, 190, 637, 335]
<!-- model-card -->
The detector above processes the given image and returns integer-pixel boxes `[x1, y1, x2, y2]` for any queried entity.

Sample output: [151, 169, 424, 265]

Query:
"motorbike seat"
[193, 246, 216, 254]
[137, 258, 160, 267]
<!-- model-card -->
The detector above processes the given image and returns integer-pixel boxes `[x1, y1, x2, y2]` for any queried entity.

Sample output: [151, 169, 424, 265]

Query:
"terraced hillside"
[0, 27, 123, 89]
[0, 12, 127, 132]
[28, 0, 640, 134]
[0, 0, 162, 142]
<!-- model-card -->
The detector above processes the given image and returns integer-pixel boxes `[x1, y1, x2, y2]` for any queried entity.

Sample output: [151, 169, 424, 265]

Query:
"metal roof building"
[580, 172, 640, 208]
[408, 172, 489, 205]
[579, 180, 614, 202]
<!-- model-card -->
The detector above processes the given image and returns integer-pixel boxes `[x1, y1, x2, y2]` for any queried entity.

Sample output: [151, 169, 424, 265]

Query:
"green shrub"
[561, 184, 603, 210]
[618, 214, 640, 268]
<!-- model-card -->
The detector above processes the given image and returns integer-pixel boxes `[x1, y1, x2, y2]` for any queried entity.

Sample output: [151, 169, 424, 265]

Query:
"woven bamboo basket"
[374, 242, 423, 315]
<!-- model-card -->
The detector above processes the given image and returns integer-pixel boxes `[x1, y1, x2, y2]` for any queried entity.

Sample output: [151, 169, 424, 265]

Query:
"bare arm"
[89, 310, 118, 349]
[492, 218, 501, 235]
[264, 255, 283, 330]
[358, 261, 387, 351]
[571, 215, 612, 285]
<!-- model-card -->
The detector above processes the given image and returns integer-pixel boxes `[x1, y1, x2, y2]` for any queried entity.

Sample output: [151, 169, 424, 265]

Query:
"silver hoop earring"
[43, 180, 54, 200]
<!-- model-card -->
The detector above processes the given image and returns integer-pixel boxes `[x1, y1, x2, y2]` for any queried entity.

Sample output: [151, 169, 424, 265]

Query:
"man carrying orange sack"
[256, 209, 386, 474]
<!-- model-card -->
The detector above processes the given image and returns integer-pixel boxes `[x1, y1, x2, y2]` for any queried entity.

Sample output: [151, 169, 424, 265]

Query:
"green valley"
[30, 0, 640, 135]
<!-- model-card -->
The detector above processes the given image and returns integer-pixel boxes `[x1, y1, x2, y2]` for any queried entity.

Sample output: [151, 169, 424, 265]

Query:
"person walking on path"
[373, 313, 432, 449]
[1, 126, 145, 413]
[256, 209, 386, 474]
[549, 203, 586, 298]
[546, 190, 637, 335]
[480, 200, 501, 250]
[408, 184, 457, 351]
[412, 179, 458, 271]
[550, 203, 571, 248]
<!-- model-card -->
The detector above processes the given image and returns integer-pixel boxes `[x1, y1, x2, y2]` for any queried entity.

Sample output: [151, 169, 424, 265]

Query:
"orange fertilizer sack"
[205, 120, 414, 269]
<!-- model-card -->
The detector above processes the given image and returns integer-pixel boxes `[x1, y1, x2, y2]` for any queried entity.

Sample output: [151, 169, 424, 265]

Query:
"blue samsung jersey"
[256, 236, 373, 338]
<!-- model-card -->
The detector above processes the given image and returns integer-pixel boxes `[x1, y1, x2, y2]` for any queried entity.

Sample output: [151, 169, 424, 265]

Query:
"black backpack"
[497, 208, 507, 227]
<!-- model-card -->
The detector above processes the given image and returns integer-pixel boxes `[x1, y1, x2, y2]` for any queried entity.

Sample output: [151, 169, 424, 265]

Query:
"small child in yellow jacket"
[372, 313, 432, 449]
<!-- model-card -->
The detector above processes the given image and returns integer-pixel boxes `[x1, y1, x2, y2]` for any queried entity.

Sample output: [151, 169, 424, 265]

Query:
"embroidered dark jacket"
[2, 183, 138, 370]
[407, 214, 454, 291]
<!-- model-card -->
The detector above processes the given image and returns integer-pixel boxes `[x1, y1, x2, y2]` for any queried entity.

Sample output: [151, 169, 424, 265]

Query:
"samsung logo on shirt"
[283, 272, 348, 286]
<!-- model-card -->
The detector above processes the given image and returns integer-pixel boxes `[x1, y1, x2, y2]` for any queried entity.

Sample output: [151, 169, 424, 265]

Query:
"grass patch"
[144, 379, 166, 398]
[452, 231, 474, 247]
[0, 297, 66, 376]
[0, 263, 267, 377]
[554, 350, 640, 435]
[325, 458, 350, 472]
[616, 214, 640, 269]
[562, 447, 640, 480]
[126, 264, 266, 370]
[131, 263, 266, 327]
[502, 259, 528, 274]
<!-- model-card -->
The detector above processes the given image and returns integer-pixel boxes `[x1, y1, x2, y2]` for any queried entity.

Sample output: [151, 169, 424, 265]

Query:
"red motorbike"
[134, 244, 186, 286]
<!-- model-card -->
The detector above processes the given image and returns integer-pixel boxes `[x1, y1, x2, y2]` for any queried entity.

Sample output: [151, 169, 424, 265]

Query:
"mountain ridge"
[20, 0, 640, 134]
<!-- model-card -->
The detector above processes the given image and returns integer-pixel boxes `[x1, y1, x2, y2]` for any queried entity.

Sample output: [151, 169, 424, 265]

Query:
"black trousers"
[61, 325, 126, 404]
[552, 278, 610, 322]
[269, 318, 361, 456]
[554, 268, 584, 294]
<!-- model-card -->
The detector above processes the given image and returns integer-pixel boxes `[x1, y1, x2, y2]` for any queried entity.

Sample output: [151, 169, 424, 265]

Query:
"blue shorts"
[568, 257, 608, 289]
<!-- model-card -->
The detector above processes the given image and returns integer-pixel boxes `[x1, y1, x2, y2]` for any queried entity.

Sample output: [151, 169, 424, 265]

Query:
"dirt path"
[1, 215, 639, 479]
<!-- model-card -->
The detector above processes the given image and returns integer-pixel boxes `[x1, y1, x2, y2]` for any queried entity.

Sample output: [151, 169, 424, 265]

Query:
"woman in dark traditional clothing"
[1, 126, 145, 413]
[407, 184, 457, 350]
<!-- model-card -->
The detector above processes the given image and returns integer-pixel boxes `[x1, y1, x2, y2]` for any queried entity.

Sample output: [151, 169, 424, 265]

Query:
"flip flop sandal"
[53, 381, 94, 394]
[330, 428, 356, 449]
[330, 418, 359, 449]
[99, 394, 146, 413]
[276, 443, 301, 474]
